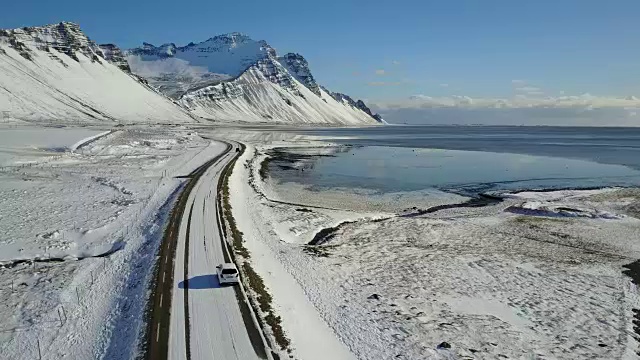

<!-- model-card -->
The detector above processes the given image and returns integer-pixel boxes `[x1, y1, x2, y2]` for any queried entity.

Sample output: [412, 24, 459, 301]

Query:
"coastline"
[228, 136, 640, 359]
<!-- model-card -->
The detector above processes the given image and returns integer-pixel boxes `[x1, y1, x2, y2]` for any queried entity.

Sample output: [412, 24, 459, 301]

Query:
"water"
[272, 126, 640, 194]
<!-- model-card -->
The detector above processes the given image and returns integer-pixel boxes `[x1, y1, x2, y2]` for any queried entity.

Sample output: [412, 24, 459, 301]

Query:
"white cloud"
[373, 93, 640, 110]
[440, 83, 449, 88]
[391, 60, 400, 65]
[513, 83, 545, 96]
[515, 86, 541, 93]
[369, 100, 640, 126]
[372, 82, 640, 125]
[375, 69, 386, 76]
[367, 81, 401, 86]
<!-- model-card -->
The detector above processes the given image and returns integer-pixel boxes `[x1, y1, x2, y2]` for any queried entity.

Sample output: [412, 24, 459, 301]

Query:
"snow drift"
[0, 22, 194, 124]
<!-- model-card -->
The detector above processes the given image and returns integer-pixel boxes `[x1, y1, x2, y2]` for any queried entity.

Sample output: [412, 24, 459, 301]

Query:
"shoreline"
[228, 135, 640, 359]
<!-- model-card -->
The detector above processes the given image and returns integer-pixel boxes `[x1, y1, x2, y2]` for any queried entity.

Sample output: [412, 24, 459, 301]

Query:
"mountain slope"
[127, 34, 384, 125]
[0, 22, 194, 124]
[180, 59, 379, 124]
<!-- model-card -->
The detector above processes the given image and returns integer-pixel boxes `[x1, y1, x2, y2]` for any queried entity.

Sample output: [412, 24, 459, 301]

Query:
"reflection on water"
[271, 146, 640, 194]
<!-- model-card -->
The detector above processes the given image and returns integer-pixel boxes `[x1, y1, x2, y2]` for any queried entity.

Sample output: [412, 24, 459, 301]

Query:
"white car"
[216, 263, 240, 285]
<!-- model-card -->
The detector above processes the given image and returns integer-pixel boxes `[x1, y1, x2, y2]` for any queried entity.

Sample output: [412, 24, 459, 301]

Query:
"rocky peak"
[277, 53, 320, 96]
[178, 32, 276, 59]
[202, 32, 253, 46]
[129, 42, 177, 58]
[0, 22, 103, 62]
[123, 31, 383, 124]
[127, 33, 276, 78]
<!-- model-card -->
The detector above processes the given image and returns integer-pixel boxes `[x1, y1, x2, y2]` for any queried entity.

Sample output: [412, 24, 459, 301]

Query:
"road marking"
[160, 293, 163, 307]
[162, 272, 166, 284]
[156, 324, 160, 342]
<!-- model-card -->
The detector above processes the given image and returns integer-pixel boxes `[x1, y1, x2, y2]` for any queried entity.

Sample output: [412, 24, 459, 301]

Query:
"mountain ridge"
[126, 32, 384, 124]
[0, 21, 195, 123]
[0, 22, 383, 125]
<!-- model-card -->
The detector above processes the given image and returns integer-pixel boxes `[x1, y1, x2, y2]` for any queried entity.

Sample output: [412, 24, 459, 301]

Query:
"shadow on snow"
[178, 274, 226, 289]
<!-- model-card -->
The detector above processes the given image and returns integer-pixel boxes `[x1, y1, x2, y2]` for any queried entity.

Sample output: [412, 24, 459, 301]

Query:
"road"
[146, 140, 265, 360]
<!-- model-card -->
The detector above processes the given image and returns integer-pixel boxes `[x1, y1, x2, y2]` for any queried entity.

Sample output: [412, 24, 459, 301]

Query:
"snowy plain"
[3, 124, 640, 360]
[0, 125, 225, 359]
[224, 129, 640, 360]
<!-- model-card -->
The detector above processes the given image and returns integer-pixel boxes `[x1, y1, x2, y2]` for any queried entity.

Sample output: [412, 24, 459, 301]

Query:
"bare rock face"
[0, 22, 105, 63]
[129, 41, 178, 59]
[277, 53, 321, 96]
[0, 22, 137, 75]
[99, 44, 131, 72]
[329, 91, 385, 123]
[126, 32, 276, 76]
[0, 22, 135, 72]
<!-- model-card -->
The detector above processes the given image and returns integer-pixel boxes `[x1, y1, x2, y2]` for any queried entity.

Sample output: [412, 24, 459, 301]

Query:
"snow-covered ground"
[4, 124, 640, 360]
[0, 127, 104, 165]
[228, 135, 640, 360]
[0, 125, 221, 359]
[230, 143, 359, 360]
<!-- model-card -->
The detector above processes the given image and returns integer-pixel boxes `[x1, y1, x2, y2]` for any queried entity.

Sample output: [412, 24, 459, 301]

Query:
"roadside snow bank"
[70, 130, 112, 152]
[229, 143, 358, 360]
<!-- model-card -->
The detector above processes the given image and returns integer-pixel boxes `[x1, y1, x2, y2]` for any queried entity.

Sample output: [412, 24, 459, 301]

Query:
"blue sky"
[2, 0, 639, 103]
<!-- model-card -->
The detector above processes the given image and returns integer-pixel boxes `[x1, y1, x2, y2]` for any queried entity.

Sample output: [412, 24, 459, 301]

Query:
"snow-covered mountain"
[0, 22, 194, 124]
[0, 22, 382, 125]
[126, 33, 384, 125]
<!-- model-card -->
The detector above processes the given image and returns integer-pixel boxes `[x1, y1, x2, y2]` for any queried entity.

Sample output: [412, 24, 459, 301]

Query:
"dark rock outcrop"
[99, 44, 131, 72]
[329, 91, 385, 123]
[128, 42, 177, 58]
[277, 53, 321, 96]
[2, 22, 103, 62]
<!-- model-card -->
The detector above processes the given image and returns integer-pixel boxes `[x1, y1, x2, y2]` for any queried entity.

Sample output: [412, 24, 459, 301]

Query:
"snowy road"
[148, 140, 264, 360]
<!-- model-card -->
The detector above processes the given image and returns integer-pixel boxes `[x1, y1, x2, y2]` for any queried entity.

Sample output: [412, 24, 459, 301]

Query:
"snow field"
[0, 126, 104, 166]
[0, 126, 219, 359]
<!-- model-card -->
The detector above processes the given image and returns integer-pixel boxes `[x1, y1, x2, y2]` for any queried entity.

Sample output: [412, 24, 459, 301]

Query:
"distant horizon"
[374, 123, 640, 128]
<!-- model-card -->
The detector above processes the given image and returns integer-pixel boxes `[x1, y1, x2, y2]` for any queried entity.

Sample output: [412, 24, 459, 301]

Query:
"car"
[216, 263, 240, 285]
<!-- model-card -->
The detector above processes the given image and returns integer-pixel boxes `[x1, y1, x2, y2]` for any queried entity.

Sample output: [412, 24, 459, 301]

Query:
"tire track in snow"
[145, 143, 231, 360]
[183, 202, 194, 360]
